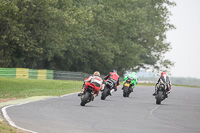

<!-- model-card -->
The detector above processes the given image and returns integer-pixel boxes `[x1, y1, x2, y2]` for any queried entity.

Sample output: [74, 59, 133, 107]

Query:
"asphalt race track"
[3, 86, 200, 133]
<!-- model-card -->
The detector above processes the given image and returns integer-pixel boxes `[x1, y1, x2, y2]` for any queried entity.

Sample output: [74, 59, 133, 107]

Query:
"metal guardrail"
[53, 71, 121, 81]
[137, 80, 156, 84]
[1, 68, 155, 84]
[53, 71, 91, 81]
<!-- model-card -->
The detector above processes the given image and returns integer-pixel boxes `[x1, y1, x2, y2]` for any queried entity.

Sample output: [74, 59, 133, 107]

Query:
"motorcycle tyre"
[123, 87, 129, 97]
[101, 88, 109, 100]
[156, 91, 163, 104]
[81, 92, 90, 106]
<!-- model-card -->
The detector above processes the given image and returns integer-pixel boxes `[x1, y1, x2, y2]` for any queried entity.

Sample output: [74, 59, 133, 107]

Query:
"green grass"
[137, 83, 155, 86]
[172, 84, 200, 88]
[137, 83, 200, 88]
[0, 121, 20, 133]
[0, 121, 29, 133]
[0, 77, 83, 98]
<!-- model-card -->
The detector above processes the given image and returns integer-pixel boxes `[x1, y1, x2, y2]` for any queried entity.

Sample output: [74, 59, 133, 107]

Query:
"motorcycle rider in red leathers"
[153, 71, 172, 98]
[103, 70, 120, 94]
[78, 71, 103, 100]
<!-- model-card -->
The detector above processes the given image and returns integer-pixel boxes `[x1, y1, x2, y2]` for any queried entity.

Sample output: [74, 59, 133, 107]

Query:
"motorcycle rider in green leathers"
[122, 72, 138, 92]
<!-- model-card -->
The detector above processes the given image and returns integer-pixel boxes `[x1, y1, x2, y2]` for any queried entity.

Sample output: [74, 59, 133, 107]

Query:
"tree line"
[0, 0, 175, 75]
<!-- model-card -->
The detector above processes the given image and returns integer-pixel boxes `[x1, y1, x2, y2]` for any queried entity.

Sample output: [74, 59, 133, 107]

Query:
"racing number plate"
[125, 83, 130, 87]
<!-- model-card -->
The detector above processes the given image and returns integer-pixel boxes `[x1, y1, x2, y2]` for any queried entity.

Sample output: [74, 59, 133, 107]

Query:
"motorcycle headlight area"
[159, 84, 165, 89]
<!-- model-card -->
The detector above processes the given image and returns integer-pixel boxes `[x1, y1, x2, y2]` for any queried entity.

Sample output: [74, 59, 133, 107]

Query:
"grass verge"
[0, 121, 27, 133]
[172, 84, 200, 88]
[0, 77, 83, 99]
[137, 83, 200, 88]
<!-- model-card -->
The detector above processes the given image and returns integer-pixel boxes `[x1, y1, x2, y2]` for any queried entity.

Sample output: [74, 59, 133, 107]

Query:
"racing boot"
[152, 92, 157, 96]
[91, 94, 97, 101]
[78, 92, 83, 96]
[165, 91, 170, 98]
[78, 87, 84, 96]
[152, 88, 158, 96]
[131, 86, 134, 92]
[110, 89, 115, 96]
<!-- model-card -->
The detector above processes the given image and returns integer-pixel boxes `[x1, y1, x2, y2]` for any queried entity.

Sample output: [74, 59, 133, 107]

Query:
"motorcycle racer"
[103, 70, 120, 92]
[123, 72, 138, 92]
[153, 71, 171, 98]
[78, 71, 103, 100]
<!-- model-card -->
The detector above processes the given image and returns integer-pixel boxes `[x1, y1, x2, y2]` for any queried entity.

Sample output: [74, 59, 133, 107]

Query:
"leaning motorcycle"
[123, 78, 132, 97]
[101, 79, 115, 100]
[154, 82, 168, 104]
[80, 83, 97, 106]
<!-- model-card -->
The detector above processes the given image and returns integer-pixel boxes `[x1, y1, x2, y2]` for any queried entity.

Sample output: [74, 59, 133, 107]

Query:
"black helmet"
[112, 69, 117, 72]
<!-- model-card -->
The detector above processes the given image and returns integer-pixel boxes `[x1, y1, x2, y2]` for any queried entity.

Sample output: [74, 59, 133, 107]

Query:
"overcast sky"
[165, 0, 200, 79]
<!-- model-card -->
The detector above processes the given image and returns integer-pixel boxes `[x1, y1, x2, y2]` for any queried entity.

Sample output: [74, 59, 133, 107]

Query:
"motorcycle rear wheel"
[81, 92, 90, 106]
[101, 88, 109, 100]
[123, 87, 129, 97]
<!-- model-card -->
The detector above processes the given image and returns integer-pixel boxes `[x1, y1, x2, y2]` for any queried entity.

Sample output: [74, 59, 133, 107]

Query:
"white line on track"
[1, 92, 78, 133]
[2, 104, 38, 133]
[150, 105, 160, 114]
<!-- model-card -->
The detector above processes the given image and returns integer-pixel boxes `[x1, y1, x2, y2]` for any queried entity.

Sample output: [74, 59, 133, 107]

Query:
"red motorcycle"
[80, 82, 98, 106]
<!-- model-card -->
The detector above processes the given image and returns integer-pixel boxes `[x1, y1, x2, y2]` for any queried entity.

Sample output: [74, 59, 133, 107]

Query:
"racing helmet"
[132, 72, 136, 76]
[112, 69, 117, 73]
[161, 72, 167, 76]
[93, 71, 100, 76]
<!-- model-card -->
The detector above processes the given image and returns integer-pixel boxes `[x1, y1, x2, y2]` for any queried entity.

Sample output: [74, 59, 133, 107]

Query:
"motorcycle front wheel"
[156, 91, 163, 104]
